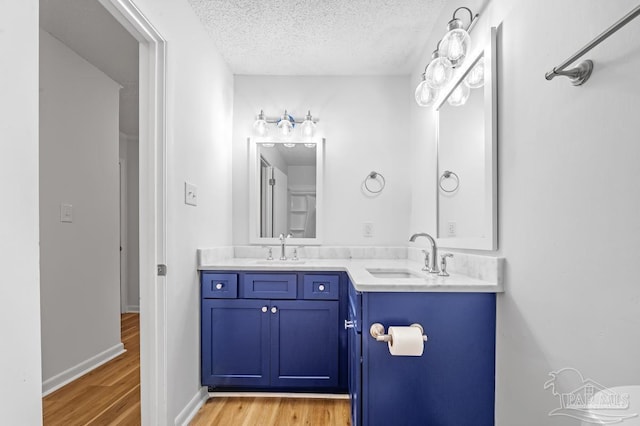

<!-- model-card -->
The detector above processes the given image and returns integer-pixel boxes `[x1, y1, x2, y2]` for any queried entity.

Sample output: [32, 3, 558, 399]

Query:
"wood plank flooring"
[43, 313, 350, 425]
[191, 397, 351, 426]
[43, 313, 141, 426]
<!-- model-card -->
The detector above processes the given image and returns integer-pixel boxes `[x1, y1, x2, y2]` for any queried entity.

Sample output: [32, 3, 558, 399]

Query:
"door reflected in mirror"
[259, 144, 317, 238]
[249, 138, 324, 245]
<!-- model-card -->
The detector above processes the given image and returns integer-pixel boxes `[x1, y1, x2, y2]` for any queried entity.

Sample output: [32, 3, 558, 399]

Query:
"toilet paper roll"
[388, 326, 424, 356]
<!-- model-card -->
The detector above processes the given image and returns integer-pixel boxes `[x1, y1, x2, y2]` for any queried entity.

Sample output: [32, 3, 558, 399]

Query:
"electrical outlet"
[363, 222, 374, 238]
[185, 182, 197, 206]
[447, 221, 457, 237]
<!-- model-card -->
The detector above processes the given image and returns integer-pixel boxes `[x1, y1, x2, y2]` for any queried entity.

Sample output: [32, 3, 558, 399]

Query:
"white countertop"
[197, 257, 503, 293]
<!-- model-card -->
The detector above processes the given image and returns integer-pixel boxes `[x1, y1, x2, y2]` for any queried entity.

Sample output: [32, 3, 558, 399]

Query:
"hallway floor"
[43, 313, 140, 425]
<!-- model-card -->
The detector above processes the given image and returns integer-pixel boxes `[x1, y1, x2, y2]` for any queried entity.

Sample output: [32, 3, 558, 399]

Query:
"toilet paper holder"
[369, 323, 428, 343]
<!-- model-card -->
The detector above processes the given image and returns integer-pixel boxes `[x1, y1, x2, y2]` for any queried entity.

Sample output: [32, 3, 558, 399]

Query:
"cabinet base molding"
[42, 342, 125, 396]
[208, 391, 349, 400]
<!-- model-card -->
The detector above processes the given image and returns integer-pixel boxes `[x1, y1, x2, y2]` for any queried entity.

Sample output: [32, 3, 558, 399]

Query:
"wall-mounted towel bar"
[545, 5, 640, 86]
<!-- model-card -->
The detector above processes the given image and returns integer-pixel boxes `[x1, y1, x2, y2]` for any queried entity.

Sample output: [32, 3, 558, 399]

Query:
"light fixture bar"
[259, 114, 320, 124]
[545, 4, 640, 85]
[452, 6, 479, 34]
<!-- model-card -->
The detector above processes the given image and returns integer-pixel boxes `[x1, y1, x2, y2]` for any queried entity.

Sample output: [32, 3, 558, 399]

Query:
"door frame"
[98, 0, 167, 424]
[119, 156, 128, 313]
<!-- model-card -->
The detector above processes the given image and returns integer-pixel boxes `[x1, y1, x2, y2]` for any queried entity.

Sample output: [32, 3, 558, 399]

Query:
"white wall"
[0, 1, 43, 423]
[233, 76, 412, 246]
[129, 0, 235, 421]
[408, 1, 640, 424]
[39, 29, 122, 383]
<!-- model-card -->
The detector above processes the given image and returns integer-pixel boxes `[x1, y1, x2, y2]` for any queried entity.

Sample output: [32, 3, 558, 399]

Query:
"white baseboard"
[208, 391, 349, 400]
[42, 342, 126, 397]
[175, 386, 209, 426]
[125, 305, 140, 313]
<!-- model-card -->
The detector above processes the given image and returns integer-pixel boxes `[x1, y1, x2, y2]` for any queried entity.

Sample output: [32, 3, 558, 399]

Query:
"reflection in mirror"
[258, 144, 317, 238]
[438, 57, 485, 240]
[436, 27, 497, 250]
[249, 138, 323, 245]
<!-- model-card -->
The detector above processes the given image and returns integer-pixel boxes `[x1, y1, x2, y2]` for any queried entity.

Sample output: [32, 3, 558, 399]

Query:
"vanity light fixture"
[414, 6, 479, 107]
[465, 58, 485, 88]
[252, 109, 320, 138]
[277, 110, 294, 136]
[438, 7, 474, 67]
[300, 111, 316, 137]
[447, 81, 471, 106]
[253, 110, 268, 136]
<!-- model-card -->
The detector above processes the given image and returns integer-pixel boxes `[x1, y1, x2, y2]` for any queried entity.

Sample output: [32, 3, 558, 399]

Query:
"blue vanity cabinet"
[347, 284, 362, 426]
[201, 298, 270, 387]
[270, 299, 339, 388]
[349, 280, 496, 426]
[201, 271, 348, 392]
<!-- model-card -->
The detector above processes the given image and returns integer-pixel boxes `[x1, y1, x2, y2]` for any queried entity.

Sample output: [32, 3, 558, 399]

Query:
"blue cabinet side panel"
[270, 300, 339, 388]
[201, 299, 270, 387]
[363, 292, 496, 426]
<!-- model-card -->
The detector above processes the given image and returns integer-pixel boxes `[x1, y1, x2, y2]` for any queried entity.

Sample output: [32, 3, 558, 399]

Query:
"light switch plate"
[60, 203, 73, 223]
[185, 182, 197, 206]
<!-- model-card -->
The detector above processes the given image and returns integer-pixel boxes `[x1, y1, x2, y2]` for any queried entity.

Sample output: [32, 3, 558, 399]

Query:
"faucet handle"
[420, 249, 430, 272]
[266, 247, 273, 261]
[292, 248, 299, 261]
[438, 253, 454, 277]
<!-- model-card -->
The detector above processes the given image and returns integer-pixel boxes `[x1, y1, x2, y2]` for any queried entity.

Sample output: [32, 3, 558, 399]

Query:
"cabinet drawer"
[303, 274, 339, 300]
[243, 274, 297, 299]
[201, 273, 238, 298]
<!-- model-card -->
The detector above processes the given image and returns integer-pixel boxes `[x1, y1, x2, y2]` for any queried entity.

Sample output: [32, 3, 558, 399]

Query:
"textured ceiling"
[187, 0, 447, 75]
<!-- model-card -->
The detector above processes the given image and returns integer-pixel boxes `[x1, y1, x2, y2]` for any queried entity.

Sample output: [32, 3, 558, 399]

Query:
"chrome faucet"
[409, 233, 439, 273]
[279, 233, 293, 260]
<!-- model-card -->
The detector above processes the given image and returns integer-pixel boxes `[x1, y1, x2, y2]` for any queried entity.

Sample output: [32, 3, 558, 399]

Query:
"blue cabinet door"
[201, 299, 270, 388]
[362, 292, 496, 426]
[270, 300, 339, 388]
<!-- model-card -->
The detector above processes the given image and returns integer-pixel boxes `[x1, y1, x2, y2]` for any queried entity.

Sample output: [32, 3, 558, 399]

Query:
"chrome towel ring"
[364, 171, 386, 194]
[439, 170, 459, 193]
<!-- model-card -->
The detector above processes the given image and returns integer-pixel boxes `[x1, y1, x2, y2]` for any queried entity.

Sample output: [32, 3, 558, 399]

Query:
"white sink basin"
[254, 260, 307, 265]
[366, 268, 424, 279]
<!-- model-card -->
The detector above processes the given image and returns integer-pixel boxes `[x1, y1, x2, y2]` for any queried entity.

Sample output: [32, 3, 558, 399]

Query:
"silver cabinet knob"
[271, 306, 278, 314]
[318, 284, 325, 291]
[261, 306, 268, 313]
[215, 283, 223, 290]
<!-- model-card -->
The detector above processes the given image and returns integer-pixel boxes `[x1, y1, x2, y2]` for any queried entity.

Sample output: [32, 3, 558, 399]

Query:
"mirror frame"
[248, 137, 324, 245]
[435, 27, 497, 250]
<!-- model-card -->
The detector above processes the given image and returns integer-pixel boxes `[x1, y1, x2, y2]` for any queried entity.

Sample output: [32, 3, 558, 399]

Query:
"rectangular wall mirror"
[249, 137, 324, 245]
[435, 27, 497, 250]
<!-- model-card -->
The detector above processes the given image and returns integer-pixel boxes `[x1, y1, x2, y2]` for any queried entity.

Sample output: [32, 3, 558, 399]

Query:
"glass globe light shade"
[447, 81, 471, 106]
[425, 56, 453, 89]
[261, 143, 275, 148]
[304, 143, 316, 148]
[438, 28, 471, 67]
[283, 143, 296, 148]
[300, 119, 316, 137]
[253, 110, 268, 136]
[277, 114, 293, 136]
[415, 79, 438, 107]
[465, 59, 485, 89]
